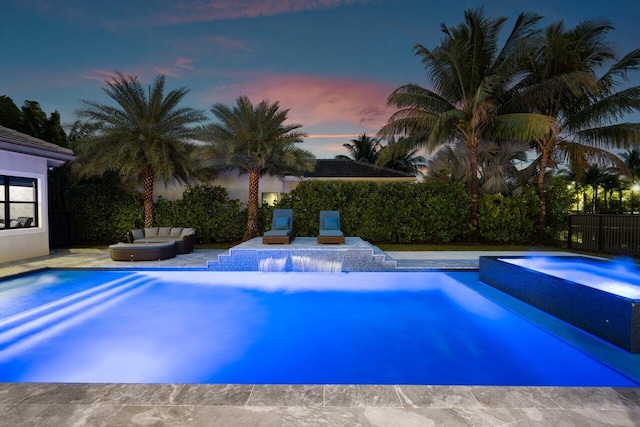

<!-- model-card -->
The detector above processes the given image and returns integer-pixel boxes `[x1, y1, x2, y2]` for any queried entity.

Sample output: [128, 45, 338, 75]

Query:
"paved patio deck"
[0, 247, 638, 426]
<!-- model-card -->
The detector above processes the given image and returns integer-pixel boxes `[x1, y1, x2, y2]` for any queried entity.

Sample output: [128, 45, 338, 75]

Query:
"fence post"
[597, 215, 604, 253]
[568, 215, 573, 250]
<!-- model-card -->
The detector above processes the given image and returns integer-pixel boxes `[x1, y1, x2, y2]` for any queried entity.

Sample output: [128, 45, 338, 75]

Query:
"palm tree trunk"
[537, 149, 549, 244]
[243, 169, 260, 241]
[143, 166, 154, 228]
[468, 143, 479, 243]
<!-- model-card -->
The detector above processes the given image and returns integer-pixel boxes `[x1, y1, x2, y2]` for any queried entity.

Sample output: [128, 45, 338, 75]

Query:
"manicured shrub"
[154, 184, 245, 243]
[278, 181, 470, 243]
[69, 181, 143, 243]
[478, 189, 538, 243]
[544, 178, 575, 241]
[69, 178, 573, 246]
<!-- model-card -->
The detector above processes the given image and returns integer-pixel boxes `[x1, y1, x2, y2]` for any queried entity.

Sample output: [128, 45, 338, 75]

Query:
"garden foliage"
[69, 180, 572, 245]
[69, 181, 143, 243]
[277, 181, 470, 243]
[154, 185, 245, 242]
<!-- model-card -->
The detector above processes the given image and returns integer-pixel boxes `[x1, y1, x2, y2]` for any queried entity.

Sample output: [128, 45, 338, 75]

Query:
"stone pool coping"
[1, 383, 640, 426]
[1, 248, 638, 426]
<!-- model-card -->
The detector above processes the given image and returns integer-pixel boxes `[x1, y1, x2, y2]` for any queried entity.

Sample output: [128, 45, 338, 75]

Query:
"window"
[262, 192, 278, 207]
[0, 176, 38, 230]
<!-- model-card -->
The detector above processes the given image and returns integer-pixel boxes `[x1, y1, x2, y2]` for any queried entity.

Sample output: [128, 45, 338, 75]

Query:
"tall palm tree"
[74, 72, 209, 227]
[378, 137, 427, 176]
[621, 148, 640, 181]
[379, 8, 552, 241]
[427, 140, 529, 194]
[201, 96, 315, 241]
[511, 18, 640, 240]
[335, 133, 381, 163]
[582, 164, 609, 213]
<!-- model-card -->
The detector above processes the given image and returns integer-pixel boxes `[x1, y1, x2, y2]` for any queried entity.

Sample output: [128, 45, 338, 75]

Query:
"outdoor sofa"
[109, 241, 178, 261]
[127, 227, 197, 254]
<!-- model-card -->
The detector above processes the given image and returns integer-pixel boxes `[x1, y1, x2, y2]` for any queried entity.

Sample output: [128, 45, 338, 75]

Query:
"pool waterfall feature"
[479, 256, 640, 353]
[208, 237, 397, 272]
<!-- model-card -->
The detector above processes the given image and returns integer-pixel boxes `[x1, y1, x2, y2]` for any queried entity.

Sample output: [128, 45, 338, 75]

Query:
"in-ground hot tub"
[479, 256, 640, 353]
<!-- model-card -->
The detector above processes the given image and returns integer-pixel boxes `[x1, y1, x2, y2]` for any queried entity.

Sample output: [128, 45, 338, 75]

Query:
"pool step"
[208, 237, 397, 272]
[0, 274, 156, 357]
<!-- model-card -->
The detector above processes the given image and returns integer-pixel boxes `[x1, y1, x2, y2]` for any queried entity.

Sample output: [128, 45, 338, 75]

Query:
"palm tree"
[335, 133, 381, 163]
[427, 140, 529, 194]
[379, 8, 551, 241]
[582, 165, 608, 213]
[621, 148, 640, 181]
[74, 72, 209, 227]
[378, 137, 427, 176]
[511, 18, 640, 239]
[201, 96, 315, 241]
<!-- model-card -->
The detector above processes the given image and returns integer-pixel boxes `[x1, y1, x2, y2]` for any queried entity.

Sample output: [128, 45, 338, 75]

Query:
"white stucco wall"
[0, 151, 50, 263]
[154, 172, 299, 206]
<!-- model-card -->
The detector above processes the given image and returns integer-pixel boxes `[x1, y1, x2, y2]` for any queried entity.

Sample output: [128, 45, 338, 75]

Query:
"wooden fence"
[568, 214, 640, 256]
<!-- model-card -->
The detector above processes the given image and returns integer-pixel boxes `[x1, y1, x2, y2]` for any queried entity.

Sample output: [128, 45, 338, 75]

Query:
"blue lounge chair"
[262, 209, 295, 244]
[318, 210, 345, 244]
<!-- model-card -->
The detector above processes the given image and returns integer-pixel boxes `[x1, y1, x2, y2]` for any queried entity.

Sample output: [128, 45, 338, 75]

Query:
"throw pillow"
[274, 217, 290, 230]
[323, 217, 339, 230]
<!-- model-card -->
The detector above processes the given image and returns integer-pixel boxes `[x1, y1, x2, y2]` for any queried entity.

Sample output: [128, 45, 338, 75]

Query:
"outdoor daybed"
[263, 209, 295, 244]
[109, 241, 178, 261]
[318, 210, 345, 244]
[127, 227, 196, 254]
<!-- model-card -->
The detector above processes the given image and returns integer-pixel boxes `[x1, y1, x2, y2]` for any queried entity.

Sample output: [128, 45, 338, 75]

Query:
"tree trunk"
[143, 167, 154, 228]
[468, 143, 479, 243]
[243, 169, 260, 241]
[537, 148, 550, 245]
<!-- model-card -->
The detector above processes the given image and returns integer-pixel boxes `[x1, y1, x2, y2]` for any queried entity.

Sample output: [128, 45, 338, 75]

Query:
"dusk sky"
[2, 0, 640, 158]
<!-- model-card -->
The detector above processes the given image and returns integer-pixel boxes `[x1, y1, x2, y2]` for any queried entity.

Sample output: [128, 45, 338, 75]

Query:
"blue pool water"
[0, 270, 638, 386]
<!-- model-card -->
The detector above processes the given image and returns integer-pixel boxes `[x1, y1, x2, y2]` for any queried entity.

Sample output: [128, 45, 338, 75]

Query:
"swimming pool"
[0, 269, 638, 386]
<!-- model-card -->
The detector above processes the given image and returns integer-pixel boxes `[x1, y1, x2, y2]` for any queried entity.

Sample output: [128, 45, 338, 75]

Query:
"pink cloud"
[209, 36, 253, 52]
[207, 74, 395, 132]
[307, 133, 362, 139]
[153, 67, 181, 77]
[81, 69, 121, 83]
[156, 0, 372, 24]
[175, 57, 195, 69]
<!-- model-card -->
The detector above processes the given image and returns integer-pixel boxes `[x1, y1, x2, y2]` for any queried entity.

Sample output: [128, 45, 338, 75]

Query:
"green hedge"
[69, 179, 572, 245]
[69, 182, 144, 243]
[478, 188, 539, 243]
[154, 185, 245, 243]
[70, 183, 245, 244]
[277, 181, 470, 243]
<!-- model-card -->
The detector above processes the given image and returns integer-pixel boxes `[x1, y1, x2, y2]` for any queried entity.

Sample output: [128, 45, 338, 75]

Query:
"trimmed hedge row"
[154, 185, 245, 243]
[70, 183, 245, 244]
[278, 180, 571, 244]
[68, 180, 572, 245]
[277, 181, 470, 243]
[69, 181, 144, 244]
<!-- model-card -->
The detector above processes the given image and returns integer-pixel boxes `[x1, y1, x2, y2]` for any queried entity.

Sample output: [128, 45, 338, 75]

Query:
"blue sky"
[2, 0, 640, 158]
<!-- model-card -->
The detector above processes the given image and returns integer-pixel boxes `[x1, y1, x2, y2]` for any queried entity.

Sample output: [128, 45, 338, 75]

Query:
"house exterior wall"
[153, 172, 411, 205]
[0, 151, 50, 263]
[154, 172, 295, 206]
